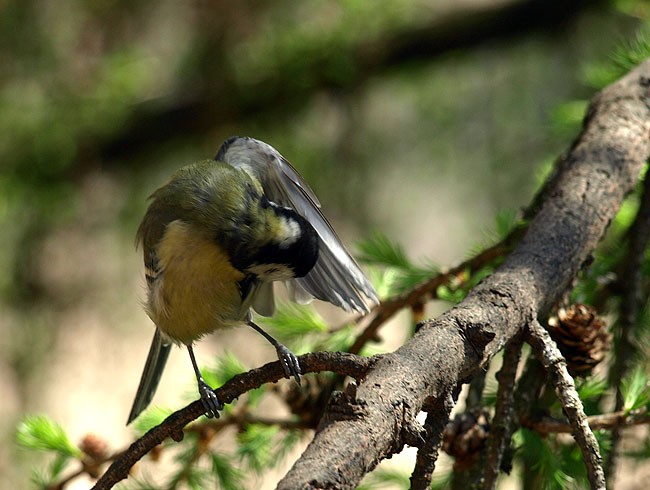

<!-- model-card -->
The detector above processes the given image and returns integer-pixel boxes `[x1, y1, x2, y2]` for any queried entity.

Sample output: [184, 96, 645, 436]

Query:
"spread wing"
[216, 136, 378, 313]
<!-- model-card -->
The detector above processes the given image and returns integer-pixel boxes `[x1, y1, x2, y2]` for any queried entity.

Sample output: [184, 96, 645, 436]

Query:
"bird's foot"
[276, 344, 302, 384]
[197, 378, 223, 418]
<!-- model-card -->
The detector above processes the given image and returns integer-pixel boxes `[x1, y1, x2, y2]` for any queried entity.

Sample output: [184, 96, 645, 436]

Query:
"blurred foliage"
[357, 230, 441, 295]
[7, 0, 650, 489]
[16, 415, 82, 487]
[16, 415, 81, 458]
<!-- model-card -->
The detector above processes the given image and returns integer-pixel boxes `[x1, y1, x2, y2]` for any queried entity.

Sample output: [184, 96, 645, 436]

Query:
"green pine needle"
[211, 453, 245, 490]
[576, 376, 607, 402]
[392, 261, 439, 293]
[584, 29, 650, 89]
[203, 351, 249, 388]
[621, 367, 650, 412]
[358, 466, 410, 489]
[127, 475, 160, 490]
[198, 351, 259, 412]
[279, 429, 303, 456]
[319, 325, 357, 352]
[29, 453, 72, 488]
[494, 208, 519, 239]
[357, 231, 443, 296]
[436, 283, 466, 304]
[550, 100, 589, 137]
[184, 465, 212, 490]
[369, 267, 400, 298]
[16, 415, 81, 458]
[236, 424, 279, 472]
[257, 302, 328, 342]
[132, 406, 174, 434]
[357, 231, 412, 269]
[611, 31, 650, 75]
[29, 468, 50, 489]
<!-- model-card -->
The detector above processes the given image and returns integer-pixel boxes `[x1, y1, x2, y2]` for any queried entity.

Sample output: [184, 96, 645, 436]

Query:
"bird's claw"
[197, 378, 223, 418]
[276, 344, 302, 385]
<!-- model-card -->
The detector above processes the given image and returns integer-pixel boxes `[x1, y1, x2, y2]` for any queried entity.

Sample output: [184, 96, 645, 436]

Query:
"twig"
[91, 351, 373, 490]
[524, 408, 649, 434]
[465, 369, 488, 412]
[606, 168, 650, 482]
[186, 412, 311, 435]
[47, 466, 85, 490]
[348, 236, 517, 354]
[513, 355, 552, 490]
[449, 370, 489, 490]
[410, 391, 458, 489]
[51, 412, 312, 489]
[514, 356, 547, 425]
[483, 335, 523, 490]
[526, 319, 605, 490]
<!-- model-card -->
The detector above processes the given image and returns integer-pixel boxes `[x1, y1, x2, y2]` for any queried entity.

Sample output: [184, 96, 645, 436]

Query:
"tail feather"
[127, 329, 171, 425]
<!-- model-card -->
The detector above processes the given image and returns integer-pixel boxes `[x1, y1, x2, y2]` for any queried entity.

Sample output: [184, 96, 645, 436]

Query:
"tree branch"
[525, 409, 650, 433]
[606, 164, 650, 481]
[526, 319, 605, 489]
[409, 390, 458, 489]
[482, 335, 523, 489]
[91, 351, 373, 490]
[277, 60, 650, 489]
[348, 234, 517, 355]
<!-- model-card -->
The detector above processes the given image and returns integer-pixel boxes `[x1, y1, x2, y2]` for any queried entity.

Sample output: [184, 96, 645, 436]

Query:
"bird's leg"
[187, 345, 223, 418]
[248, 320, 301, 384]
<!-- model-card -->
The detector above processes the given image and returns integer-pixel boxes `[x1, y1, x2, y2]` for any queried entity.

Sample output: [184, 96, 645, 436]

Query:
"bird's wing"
[216, 136, 378, 313]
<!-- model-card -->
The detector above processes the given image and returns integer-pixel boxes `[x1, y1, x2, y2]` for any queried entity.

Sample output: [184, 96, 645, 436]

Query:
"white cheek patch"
[278, 216, 301, 248]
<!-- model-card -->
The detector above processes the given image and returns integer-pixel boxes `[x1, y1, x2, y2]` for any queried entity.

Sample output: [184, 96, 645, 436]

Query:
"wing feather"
[216, 136, 378, 313]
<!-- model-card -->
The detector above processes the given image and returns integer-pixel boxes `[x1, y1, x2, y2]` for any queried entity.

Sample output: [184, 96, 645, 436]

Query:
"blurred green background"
[2, 0, 648, 488]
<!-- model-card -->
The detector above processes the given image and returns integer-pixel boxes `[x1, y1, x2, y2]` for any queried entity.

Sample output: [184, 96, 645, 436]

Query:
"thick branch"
[277, 60, 650, 489]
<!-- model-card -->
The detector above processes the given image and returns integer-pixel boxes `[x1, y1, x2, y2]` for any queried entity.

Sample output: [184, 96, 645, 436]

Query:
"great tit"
[127, 136, 378, 424]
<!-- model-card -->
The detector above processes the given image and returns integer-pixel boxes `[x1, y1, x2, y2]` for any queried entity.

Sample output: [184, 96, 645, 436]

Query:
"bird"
[127, 136, 378, 424]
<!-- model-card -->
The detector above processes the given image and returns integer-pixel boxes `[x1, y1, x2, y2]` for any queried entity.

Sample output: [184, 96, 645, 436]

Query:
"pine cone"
[79, 433, 108, 460]
[547, 304, 611, 376]
[79, 433, 109, 478]
[278, 373, 335, 427]
[442, 410, 490, 470]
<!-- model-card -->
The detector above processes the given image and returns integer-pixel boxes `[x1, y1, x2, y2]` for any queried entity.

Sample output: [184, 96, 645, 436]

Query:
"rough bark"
[277, 60, 650, 489]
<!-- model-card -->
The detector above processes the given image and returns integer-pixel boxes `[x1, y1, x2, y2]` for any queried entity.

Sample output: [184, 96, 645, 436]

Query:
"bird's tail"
[127, 329, 171, 425]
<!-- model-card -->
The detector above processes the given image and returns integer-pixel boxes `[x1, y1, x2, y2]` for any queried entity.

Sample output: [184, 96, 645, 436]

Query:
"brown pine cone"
[442, 410, 490, 470]
[547, 304, 611, 376]
[79, 433, 108, 461]
[278, 373, 335, 427]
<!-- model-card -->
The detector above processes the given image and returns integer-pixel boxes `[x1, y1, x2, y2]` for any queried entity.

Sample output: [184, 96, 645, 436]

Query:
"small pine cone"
[547, 304, 611, 376]
[79, 433, 108, 461]
[80, 433, 109, 479]
[442, 410, 490, 470]
[278, 373, 335, 427]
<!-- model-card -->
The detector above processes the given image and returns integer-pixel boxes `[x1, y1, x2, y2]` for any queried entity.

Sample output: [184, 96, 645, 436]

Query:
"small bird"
[127, 136, 378, 424]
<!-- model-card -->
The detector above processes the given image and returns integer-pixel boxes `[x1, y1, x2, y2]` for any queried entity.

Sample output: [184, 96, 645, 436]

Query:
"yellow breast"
[147, 220, 247, 345]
